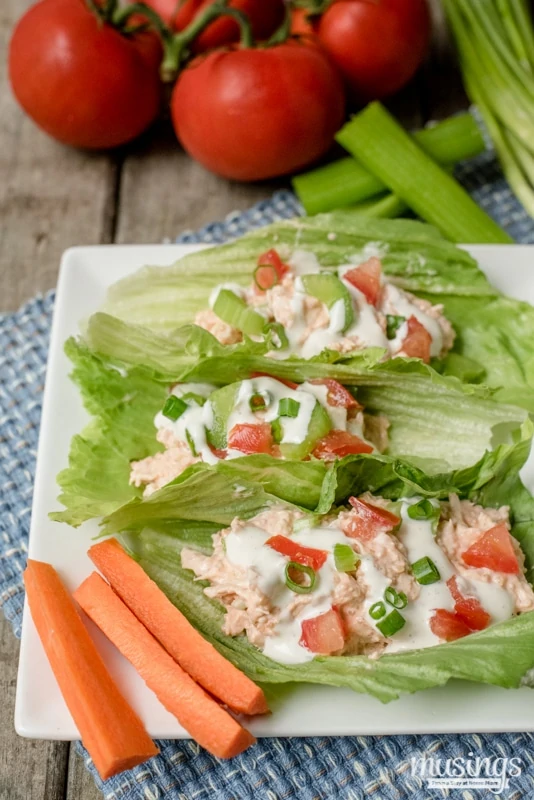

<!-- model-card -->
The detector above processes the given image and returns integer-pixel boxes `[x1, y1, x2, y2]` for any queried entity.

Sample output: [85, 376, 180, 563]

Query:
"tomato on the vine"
[9, 0, 162, 149]
[142, 0, 285, 51]
[313, 0, 431, 102]
[171, 40, 345, 180]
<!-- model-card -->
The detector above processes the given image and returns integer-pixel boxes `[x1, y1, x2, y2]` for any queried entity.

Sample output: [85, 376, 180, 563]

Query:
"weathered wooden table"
[0, 0, 467, 797]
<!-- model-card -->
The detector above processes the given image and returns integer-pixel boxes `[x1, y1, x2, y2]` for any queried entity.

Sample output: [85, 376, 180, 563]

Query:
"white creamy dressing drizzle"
[300, 297, 349, 359]
[385, 499, 516, 653]
[217, 495, 519, 665]
[155, 383, 218, 464]
[225, 377, 316, 451]
[224, 521, 352, 664]
[288, 249, 322, 275]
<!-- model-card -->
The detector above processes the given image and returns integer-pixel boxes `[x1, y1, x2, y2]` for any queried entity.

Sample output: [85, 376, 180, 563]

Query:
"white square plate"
[15, 243, 534, 740]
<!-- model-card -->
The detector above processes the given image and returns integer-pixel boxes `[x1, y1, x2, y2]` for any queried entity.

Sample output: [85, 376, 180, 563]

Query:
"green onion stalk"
[442, 0, 534, 218]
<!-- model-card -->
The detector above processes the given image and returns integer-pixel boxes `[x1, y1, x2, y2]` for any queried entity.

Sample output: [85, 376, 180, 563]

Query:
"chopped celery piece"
[337, 102, 513, 243]
[279, 402, 331, 461]
[213, 289, 266, 336]
[334, 543, 360, 572]
[300, 273, 354, 332]
[350, 193, 408, 219]
[293, 113, 485, 215]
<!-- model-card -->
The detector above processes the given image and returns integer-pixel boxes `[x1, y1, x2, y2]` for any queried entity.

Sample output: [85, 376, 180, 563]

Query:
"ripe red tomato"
[462, 524, 520, 575]
[170, 41, 345, 180]
[309, 379, 361, 409]
[446, 577, 490, 631]
[8, 0, 162, 149]
[343, 258, 382, 306]
[173, 0, 286, 51]
[300, 608, 345, 654]
[400, 316, 432, 362]
[315, 0, 431, 102]
[227, 422, 273, 454]
[429, 609, 471, 642]
[312, 430, 374, 461]
[345, 496, 400, 540]
[266, 535, 328, 571]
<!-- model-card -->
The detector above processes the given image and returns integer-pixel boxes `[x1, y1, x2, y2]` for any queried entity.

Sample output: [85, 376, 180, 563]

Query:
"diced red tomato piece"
[401, 316, 432, 363]
[227, 422, 273, 455]
[309, 379, 362, 409]
[344, 496, 401, 541]
[342, 257, 382, 306]
[208, 444, 227, 460]
[446, 576, 490, 631]
[250, 372, 299, 390]
[461, 524, 520, 575]
[312, 430, 373, 461]
[300, 608, 345, 655]
[257, 249, 290, 280]
[429, 609, 471, 642]
[266, 535, 327, 571]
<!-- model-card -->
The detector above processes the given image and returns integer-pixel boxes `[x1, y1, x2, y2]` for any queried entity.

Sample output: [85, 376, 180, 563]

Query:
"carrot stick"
[23, 560, 158, 780]
[88, 538, 268, 716]
[74, 572, 256, 760]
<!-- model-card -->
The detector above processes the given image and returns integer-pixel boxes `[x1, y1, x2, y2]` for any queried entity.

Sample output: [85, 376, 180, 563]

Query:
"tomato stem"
[112, 2, 173, 41]
[162, 2, 254, 81]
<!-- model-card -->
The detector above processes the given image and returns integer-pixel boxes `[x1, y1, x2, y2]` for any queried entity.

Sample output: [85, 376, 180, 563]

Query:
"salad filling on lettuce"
[181, 495, 534, 666]
[97, 213, 534, 410]
[197, 249, 455, 363]
[130, 376, 387, 496]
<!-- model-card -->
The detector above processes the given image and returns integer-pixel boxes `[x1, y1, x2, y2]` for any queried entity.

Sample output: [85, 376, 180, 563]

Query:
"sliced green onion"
[271, 418, 283, 444]
[337, 102, 512, 244]
[185, 429, 198, 457]
[369, 601, 386, 620]
[442, 0, 534, 217]
[408, 499, 439, 521]
[292, 113, 486, 216]
[264, 321, 289, 350]
[376, 609, 406, 637]
[212, 289, 266, 336]
[384, 587, 408, 609]
[411, 556, 441, 586]
[386, 314, 406, 340]
[334, 543, 360, 572]
[249, 392, 270, 412]
[278, 397, 300, 418]
[181, 392, 207, 407]
[285, 561, 316, 594]
[162, 395, 188, 421]
[253, 263, 278, 291]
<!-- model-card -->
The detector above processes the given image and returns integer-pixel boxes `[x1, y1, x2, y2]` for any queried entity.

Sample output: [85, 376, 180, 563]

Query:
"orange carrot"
[88, 538, 268, 716]
[23, 560, 158, 780]
[74, 572, 256, 760]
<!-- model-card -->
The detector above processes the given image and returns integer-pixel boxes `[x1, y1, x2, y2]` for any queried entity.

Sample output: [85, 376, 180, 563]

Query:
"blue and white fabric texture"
[2, 147, 534, 800]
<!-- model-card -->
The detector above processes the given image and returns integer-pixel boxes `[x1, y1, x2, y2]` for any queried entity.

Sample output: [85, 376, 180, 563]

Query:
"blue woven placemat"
[3, 152, 534, 800]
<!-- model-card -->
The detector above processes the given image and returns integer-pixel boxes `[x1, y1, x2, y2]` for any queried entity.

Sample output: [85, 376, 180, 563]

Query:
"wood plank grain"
[65, 745, 102, 800]
[115, 121, 288, 243]
[0, 0, 118, 313]
[0, 616, 69, 800]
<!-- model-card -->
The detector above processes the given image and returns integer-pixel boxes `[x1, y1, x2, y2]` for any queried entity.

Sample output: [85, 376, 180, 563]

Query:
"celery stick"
[351, 194, 408, 219]
[293, 113, 484, 215]
[339, 102, 512, 243]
